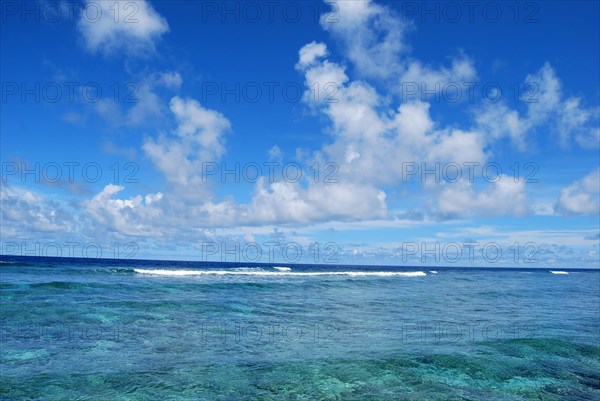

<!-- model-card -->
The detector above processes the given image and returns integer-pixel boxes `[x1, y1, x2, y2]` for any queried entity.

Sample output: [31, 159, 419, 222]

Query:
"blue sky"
[1, 0, 599, 267]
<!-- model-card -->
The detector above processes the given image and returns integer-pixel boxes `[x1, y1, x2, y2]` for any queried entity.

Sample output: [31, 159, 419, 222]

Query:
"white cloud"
[525, 63, 562, 126]
[475, 63, 599, 150]
[556, 169, 600, 215]
[90, 70, 182, 127]
[558, 98, 600, 148]
[321, 0, 409, 80]
[426, 129, 486, 166]
[77, 0, 169, 56]
[143, 96, 231, 194]
[55, 0, 600, 241]
[170, 96, 230, 159]
[268, 145, 283, 162]
[474, 103, 529, 150]
[0, 185, 72, 235]
[125, 83, 164, 125]
[158, 71, 183, 90]
[243, 180, 387, 224]
[92, 82, 164, 127]
[321, 0, 477, 92]
[84, 184, 165, 236]
[296, 41, 328, 69]
[437, 175, 529, 218]
[532, 202, 556, 216]
[297, 44, 487, 189]
[399, 56, 478, 100]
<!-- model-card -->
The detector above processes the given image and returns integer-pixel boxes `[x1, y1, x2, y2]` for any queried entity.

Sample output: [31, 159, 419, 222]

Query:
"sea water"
[1, 256, 599, 400]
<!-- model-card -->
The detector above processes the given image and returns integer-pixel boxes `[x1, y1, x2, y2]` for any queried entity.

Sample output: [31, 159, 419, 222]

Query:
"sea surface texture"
[1, 256, 599, 400]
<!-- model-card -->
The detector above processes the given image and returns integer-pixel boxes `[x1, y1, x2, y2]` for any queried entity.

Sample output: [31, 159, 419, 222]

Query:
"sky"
[1, 0, 599, 267]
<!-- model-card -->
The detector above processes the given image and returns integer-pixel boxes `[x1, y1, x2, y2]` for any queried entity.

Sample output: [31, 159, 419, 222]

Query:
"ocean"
[1, 256, 599, 400]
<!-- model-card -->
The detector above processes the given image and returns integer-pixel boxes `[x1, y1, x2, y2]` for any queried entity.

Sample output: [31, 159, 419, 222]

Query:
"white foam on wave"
[550, 271, 569, 275]
[133, 269, 426, 277]
[273, 266, 292, 271]
[231, 267, 264, 272]
[429, 271, 438, 274]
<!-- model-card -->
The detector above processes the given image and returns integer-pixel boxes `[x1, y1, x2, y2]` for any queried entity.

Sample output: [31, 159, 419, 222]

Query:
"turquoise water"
[1, 257, 599, 400]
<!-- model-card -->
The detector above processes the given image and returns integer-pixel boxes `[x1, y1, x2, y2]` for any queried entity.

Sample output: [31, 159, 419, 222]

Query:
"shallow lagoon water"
[1, 257, 599, 400]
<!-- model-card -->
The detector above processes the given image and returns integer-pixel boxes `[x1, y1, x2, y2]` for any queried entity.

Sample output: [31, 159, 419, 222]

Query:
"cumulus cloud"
[297, 42, 487, 189]
[268, 145, 283, 162]
[475, 64, 599, 150]
[77, 0, 169, 56]
[294, 38, 522, 224]
[556, 169, 600, 215]
[125, 83, 165, 125]
[84, 184, 164, 236]
[525, 63, 562, 126]
[296, 41, 328, 69]
[158, 71, 183, 90]
[474, 103, 529, 150]
[88, 70, 182, 127]
[119, 90, 389, 228]
[243, 180, 387, 224]
[320, 0, 409, 79]
[558, 98, 600, 148]
[436, 175, 529, 218]
[399, 56, 478, 100]
[0, 185, 73, 236]
[170, 97, 230, 159]
[50, 0, 596, 242]
[143, 96, 231, 195]
[320, 0, 477, 93]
